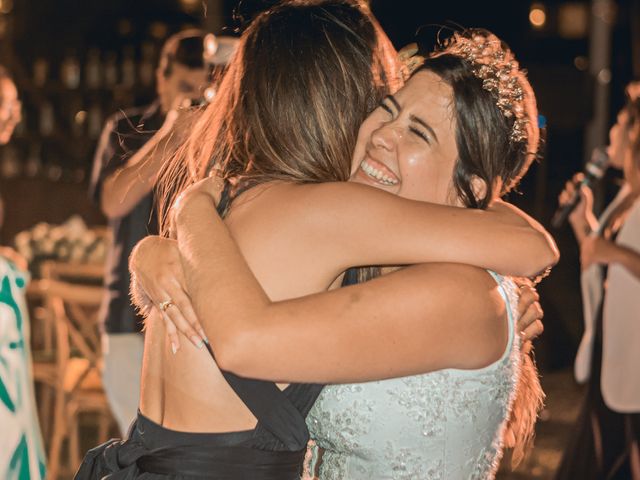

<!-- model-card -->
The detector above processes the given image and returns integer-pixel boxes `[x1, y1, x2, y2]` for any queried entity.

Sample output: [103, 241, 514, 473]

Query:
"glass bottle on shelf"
[121, 46, 136, 88]
[104, 52, 118, 87]
[25, 142, 42, 177]
[0, 144, 20, 178]
[61, 52, 81, 89]
[85, 48, 102, 89]
[33, 58, 48, 88]
[72, 110, 86, 137]
[139, 42, 155, 88]
[46, 162, 62, 182]
[88, 102, 103, 139]
[39, 101, 55, 137]
[69, 95, 85, 137]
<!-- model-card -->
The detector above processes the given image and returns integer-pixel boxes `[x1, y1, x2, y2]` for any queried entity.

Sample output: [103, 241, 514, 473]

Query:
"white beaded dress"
[305, 272, 521, 480]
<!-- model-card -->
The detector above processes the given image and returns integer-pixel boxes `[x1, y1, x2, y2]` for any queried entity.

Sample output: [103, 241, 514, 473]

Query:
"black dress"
[75, 184, 324, 479]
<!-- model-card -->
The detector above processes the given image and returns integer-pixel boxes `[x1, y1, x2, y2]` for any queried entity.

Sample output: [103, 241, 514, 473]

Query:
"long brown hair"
[157, 0, 399, 231]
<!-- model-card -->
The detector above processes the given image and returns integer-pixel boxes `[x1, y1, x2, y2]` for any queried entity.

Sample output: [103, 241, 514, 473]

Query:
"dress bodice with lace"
[306, 272, 521, 480]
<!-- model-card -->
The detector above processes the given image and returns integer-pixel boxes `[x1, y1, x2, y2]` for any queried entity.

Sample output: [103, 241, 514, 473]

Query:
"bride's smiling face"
[350, 70, 461, 206]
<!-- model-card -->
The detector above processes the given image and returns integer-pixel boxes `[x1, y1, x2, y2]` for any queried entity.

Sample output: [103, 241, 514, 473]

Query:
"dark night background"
[0, 1, 638, 478]
[1, 0, 638, 392]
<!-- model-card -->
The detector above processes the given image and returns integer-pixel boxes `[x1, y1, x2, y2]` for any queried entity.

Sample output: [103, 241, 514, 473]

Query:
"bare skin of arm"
[131, 178, 551, 350]
[130, 236, 543, 351]
[172, 191, 510, 383]
[132, 180, 545, 431]
[560, 179, 640, 279]
[100, 138, 168, 219]
[558, 175, 599, 244]
[255, 181, 558, 277]
[100, 106, 195, 219]
[581, 236, 640, 280]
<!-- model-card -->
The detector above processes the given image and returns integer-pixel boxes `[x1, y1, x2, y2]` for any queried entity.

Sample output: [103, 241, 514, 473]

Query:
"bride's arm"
[267, 182, 557, 278]
[176, 192, 510, 383]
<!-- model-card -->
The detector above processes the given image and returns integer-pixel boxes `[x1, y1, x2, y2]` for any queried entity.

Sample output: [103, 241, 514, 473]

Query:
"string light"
[529, 3, 547, 29]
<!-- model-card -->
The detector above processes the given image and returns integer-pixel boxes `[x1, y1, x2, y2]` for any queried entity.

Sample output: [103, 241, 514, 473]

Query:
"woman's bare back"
[140, 183, 345, 432]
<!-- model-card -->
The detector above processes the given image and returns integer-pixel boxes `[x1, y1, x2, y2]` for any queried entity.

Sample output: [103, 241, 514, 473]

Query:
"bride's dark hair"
[360, 29, 544, 466]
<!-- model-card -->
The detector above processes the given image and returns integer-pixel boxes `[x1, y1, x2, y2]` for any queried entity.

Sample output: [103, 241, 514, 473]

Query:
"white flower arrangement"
[14, 216, 109, 275]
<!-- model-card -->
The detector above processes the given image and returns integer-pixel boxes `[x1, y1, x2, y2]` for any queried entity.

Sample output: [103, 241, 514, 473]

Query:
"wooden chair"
[30, 261, 104, 442]
[36, 279, 114, 479]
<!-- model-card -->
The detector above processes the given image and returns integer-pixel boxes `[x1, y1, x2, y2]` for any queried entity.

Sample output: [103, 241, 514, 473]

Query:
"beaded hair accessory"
[399, 30, 530, 144]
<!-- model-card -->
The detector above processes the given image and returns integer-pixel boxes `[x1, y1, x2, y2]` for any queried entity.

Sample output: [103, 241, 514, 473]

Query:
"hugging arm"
[176, 193, 509, 384]
[130, 177, 551, 350]
[280, 182, 558, 278]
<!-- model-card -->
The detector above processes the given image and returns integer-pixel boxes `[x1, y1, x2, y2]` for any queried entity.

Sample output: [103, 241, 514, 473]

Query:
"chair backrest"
[39, 279, 104, 394]
[30, 261, 104, 358]
[40, 261, 105, 285]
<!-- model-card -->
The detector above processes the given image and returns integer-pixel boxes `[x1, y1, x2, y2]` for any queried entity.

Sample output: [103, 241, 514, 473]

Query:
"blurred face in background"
[624, 117, 640, 191]
[0, 77, 21, 145]
[156, 63, 210, 113]
[607, 108, 640, 191]
[607, 109, 630, 170]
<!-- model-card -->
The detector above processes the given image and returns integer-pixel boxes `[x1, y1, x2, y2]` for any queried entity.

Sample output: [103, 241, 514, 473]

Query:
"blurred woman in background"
[556, 82, 640, 480]
[0, 66, 47, 480]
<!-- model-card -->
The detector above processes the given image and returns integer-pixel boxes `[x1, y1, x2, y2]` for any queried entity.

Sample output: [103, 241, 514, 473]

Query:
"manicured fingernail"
[192, 336, 204, 349]
[203, 336, 209, 345]
[171, 342, 179, 355]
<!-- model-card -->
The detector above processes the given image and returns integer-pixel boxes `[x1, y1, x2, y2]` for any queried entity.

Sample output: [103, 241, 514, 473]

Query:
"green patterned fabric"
[0, 257, 46, 479]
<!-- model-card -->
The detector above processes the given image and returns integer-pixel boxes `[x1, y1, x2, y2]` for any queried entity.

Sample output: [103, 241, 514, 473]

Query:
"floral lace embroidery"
[307, 274, 521, 479]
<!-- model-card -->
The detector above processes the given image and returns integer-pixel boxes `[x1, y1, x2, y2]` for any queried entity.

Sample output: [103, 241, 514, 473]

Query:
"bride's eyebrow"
[410, 114, 439, 143]
[385, 95, 401, 111]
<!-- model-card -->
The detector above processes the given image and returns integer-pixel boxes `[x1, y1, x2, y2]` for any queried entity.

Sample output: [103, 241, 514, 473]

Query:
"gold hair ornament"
[399, 30, 530, 144]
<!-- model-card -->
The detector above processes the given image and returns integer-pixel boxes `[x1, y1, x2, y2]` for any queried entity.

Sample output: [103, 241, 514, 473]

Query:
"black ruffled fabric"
[75, 413, 307, 480]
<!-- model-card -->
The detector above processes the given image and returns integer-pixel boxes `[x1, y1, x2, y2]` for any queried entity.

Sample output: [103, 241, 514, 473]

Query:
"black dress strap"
[216, 180, 235, 218]
[204, 343, 314, 451]
[207, 182, 322, 451]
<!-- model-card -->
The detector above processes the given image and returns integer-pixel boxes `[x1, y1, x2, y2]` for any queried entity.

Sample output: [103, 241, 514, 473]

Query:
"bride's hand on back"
[129, 235, 205, 353]
[173, 174, 225, 227]
[515, 280, 544, 343]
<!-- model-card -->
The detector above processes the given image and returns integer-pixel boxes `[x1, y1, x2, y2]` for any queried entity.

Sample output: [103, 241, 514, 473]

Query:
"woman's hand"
[627, 81, 640, 102]
[515, 280, 544, 343]
[486, 200, 559, 275]
[580, 236, 618, 269]
[173, 175, 225, 220]
[558, 174, 597, 241]
[0, 246, 28, 272]
[129, 235, 205, 353]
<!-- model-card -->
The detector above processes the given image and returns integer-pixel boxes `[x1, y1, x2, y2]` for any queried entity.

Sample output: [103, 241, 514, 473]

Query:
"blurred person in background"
[0, 65, 20, 229]
[0, 66, 21, 145]
[89, 29, 237, 434]
[556, 82, 640, 480]
[0, 66, 46, 479]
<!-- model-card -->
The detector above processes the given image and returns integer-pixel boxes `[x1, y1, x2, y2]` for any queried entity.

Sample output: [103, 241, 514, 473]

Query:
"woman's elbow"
[100, 192, 127, 219]
[210, 327, 256, 376]
[525, 229, 560, 276]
